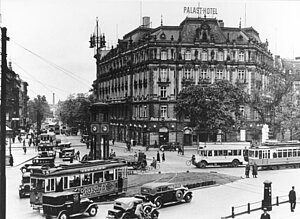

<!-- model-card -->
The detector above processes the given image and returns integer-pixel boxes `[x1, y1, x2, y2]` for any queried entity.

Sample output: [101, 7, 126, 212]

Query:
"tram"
[193, 142, 250, 168]
[29, 159, 128, 207]
[248, 142, 300, 169]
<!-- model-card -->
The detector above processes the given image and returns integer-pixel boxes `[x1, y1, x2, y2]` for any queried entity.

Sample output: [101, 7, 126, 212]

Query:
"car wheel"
[175, 190, 184, 201]
[184, 193, 193, 203]
[154, 197, 163, 209]
[232, 159, 239, 167]
[58, 212, 69, 219]
[143, 205, 152, 214]
[151, 210, 159, 219]
[199, 161, 207, 168]
[88, 206, 98, 216]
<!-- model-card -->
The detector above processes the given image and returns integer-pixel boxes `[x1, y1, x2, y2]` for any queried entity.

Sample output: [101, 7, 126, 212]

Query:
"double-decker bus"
[248, 142, 300, 170]
[29, 160, 128, 207]
[39, 133, 56, 145]
[193, 142, 250, 168]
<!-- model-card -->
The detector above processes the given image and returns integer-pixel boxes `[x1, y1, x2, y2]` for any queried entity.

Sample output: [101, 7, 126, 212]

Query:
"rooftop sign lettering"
[183, 7, 218, 15]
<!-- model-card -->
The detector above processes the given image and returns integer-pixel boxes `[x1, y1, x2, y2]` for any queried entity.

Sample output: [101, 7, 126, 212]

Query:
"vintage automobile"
[107, 197, 159, 219]
[159, 142, 181, 152]
[38, 144, 56, 158]
[59, 148, 75, 160]
[138, 182, 192, 208]
[43, 191, 98, 219]
[18, 171, 31, 198]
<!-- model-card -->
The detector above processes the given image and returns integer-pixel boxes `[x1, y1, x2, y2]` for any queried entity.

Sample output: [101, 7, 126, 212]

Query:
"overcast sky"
[2, 0, 300, 103]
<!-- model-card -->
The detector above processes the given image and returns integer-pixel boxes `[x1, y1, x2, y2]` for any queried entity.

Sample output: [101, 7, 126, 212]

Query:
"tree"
[56, 93, 95, 130]
[175, 80, 249, 138]
[28, 95, 51, 131]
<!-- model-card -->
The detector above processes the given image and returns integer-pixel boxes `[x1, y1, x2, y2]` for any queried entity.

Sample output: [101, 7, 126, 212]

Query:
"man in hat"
[260, 208, 270, 219]
[289, 186, 296, 212]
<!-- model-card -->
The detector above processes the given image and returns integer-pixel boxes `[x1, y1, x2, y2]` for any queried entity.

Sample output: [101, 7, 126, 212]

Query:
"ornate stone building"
[93, 16, 273, 146]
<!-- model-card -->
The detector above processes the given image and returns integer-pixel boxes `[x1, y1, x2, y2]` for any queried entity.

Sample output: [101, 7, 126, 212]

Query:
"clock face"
[92, 125, 98, 132]
[102, 126, 108, 132]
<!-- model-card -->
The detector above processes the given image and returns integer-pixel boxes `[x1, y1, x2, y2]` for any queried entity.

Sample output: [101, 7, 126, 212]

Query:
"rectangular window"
[185, 69, 191, 79]
[185, 51, 191, 60]
[238, 70, 245, 80]
[217, 52, 224, 61]
[160, 69, 168, 82]
[135, 106, 139, 118]
[143, 105, 147, 118]
[63, 177, 68, 189]
[239, 52, 245, 62]
[160, 105, 167, 118]
[160, 86, 167, 98]
[82, 173, 93, 185]
[69, 175, 81, 188]
[93, 172, 103, 183]
[216, 69, 223, 80]
[161, 51, 167, 60]
[201, 69, 207, 79]
[202, 52, 208, 61]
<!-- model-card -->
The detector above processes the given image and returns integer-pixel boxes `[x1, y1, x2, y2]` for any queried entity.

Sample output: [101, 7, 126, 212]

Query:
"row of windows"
[199, 149, 243, 157]
[249, 149, 300, 159]
[31, 169, 127, 193]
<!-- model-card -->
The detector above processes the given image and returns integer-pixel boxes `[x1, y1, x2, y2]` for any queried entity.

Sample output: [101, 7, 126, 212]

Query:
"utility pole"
[0, 27, 9, 219]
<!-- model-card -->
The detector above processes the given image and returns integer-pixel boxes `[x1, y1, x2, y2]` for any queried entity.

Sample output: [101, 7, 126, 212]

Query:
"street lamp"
[89, 17, 106, 59]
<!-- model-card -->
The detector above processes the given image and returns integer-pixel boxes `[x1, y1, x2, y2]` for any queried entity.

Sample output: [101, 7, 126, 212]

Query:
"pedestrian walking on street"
[23, 145, 27, 155]
[162, 151, 165, 162]
[9, 155, 14, 166]
[289, 186, 296, 212]
[252, 163, 258, 178]
[245, 163, 250, 178]
[260, 208, 270, 219]
[112, 138, 115, 146]
[157, 151, 161, 163]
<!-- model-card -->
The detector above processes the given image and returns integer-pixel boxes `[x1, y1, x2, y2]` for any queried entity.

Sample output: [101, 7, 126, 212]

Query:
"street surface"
[6, 135, 300, 219]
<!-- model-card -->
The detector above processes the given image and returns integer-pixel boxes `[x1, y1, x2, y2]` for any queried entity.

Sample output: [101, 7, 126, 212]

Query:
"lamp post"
[89, 18, 106, 100]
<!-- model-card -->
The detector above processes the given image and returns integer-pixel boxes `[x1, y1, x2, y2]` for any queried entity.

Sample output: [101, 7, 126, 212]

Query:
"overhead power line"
[11, 40, 93, 88]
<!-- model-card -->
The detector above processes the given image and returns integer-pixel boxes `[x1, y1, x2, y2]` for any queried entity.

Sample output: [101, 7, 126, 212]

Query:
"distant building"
[93, 16, 273, 146]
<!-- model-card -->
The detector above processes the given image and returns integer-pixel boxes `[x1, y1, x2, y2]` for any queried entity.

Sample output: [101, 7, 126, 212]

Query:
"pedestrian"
[23, 145, 27, 155]
[252, 163, 258, 178]
[28, 137, 32, 147]
[162, 151, 165, 162]
[245, 163, 250, 178]
[157, 151, 161, 163]
[112, 138, 115, 146]
[9, 155, 14, 166]
[260, 208, 270, 219]
[289, 186, 296, 212]
[135, 199, 145, 219]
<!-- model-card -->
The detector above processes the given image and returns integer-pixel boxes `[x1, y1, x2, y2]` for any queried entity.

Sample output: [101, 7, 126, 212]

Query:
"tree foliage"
[28, 95, 51, 124]
[56, 93, 95, 128]
[175, 80, 249, 133]
[248, 71, 294, 124]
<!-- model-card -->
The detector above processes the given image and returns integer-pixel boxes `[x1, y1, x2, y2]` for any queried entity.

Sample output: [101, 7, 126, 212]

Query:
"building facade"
[93, 16, 273, 146]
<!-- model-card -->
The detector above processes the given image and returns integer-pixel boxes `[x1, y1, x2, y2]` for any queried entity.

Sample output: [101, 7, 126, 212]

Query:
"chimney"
[142, 16, 150, 28]
[218, 20, 224, 28]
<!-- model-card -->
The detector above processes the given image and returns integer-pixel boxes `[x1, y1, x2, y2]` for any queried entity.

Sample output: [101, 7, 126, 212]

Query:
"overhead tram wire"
[12, 61, 70, 96]
[11, 40, 93, 88]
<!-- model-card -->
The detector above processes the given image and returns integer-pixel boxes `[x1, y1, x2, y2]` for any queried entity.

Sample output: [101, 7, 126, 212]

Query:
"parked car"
[159, 142, 181, 151]
[107, 197, 159, 219]
[137, 182, 192, 208]
[43, 191, 98, 219]
[59, 148, 75, 160]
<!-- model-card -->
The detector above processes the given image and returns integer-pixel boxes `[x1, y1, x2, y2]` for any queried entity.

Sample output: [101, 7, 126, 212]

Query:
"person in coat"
[289, 186, 296, 212]
[162, 151, 165, 162]
[252, 163, 258, 178]
[157, 151, 161, 163]
[260, 208, 270, 219]
[245, 163, 250, 178]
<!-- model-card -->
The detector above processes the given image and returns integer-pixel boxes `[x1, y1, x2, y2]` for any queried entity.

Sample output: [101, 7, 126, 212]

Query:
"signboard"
[184, 6, 218, 16]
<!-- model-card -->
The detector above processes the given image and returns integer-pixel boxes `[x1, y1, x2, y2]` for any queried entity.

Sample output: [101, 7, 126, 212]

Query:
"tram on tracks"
[248, 141, 300, 170]
[29, 159, 128, 208]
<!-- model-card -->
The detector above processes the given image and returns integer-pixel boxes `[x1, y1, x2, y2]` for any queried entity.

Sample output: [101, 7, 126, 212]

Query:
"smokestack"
[53, 93, 55, 105]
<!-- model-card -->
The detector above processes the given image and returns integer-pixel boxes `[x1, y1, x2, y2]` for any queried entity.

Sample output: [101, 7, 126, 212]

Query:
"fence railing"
[221, 195, 289, 218]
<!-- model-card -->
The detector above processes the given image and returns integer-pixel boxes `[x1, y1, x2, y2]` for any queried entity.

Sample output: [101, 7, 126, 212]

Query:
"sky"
[1, 0, 300, 103]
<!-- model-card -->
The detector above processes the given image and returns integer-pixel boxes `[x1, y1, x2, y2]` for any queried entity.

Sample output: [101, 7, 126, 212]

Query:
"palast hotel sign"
[183, 6, 218, 16]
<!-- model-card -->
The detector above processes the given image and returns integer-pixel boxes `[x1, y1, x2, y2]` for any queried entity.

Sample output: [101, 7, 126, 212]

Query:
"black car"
[107, 197, 159, 219]
[138, 182, 192, 208]
[159, 142, 181, 151]
[43, 191, 98, 219]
